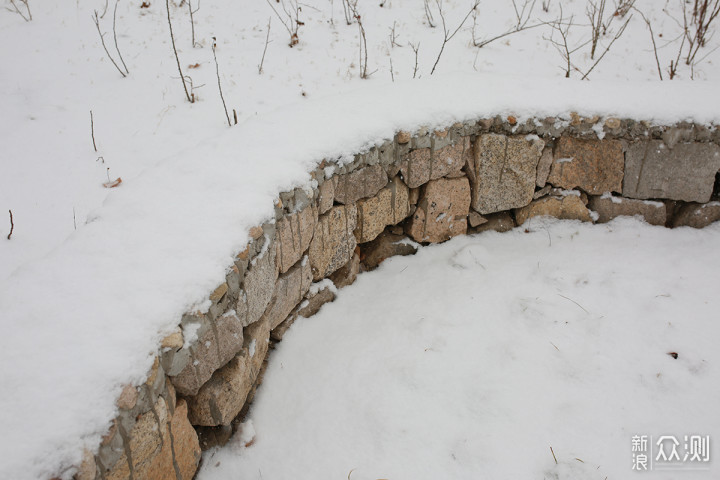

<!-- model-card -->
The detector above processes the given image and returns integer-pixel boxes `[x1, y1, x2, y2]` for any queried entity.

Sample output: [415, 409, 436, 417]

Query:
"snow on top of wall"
[0, 74, 719, 480]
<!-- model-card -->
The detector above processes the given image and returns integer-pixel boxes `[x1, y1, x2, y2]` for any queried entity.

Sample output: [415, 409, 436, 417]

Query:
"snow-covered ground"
[1, 0, 720, 479]
[199, 218, 720, 480]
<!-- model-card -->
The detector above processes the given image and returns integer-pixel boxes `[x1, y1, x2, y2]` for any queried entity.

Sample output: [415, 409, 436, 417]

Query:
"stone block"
[466, 134, 544, 214]
[469, 211, 515, 233]
[406, 177, 470, 243]
[275, 203, 318, 274]
[333, 164, 388, 205]
[588, 194, 667, 226]
[399, 138, 469, 188]
[355, 176, 410, 243]
[308, 204, 358, 281]
[329, 251, 360, 289]
[238, 239, 278, 326]
[548, 137, 624, 195]
[623, 140, 720, 202]
[264, 257, 313, 331]
[186, 315, 271, 426]
[317, 180, 335, 215]
[536, 147, 553, 187]
[359, 230, 418, 270]
[672, 202, 720, 228]
[170, 399, 202, 478]
[514, 194, 593, 225]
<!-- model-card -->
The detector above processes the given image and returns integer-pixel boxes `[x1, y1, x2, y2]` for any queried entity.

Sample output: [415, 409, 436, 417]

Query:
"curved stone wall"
[73, 115, 720, 479]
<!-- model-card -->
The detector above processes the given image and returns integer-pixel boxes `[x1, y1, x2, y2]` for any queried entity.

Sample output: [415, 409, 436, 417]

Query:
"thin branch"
[474, 20, 548, 48]
[90, 110, 98, 152]
[186, 0, 200, 48]
[634, 7, 663, 80]
[113, 0, 129, 75]
[8, 0, 31, 21]
[212, 38, 232, 126]
[581, 14, 632, 80]
[165, 0, 193, 102]
[431, 0, 480, 75]
[409, 41, 420, 78]
[259, 17, 272, 74]
[424, 0, 436, 27]
[92, 11, 127, 77]
[7, 210, 14, 240]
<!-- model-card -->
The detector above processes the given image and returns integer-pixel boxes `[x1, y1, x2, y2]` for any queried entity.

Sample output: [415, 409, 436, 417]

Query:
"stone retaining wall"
[73, 115, 720, 480]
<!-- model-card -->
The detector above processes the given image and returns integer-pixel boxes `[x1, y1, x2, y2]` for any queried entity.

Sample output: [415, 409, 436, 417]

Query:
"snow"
[1, 0, 720, 478]
[198, 218, 720, 480]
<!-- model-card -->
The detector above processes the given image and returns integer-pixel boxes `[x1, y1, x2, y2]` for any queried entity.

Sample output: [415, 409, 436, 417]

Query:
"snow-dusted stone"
[671, 202, 720, 228]
[317, 179, 335, 215]
[514, 194, 593, 225]
[186, 315, 271, 426]
[333, 164, 388, 205]
[264, 257, 313, 331]
[588, 194, 667, 226]
[398, 138, 469, 188]
[468, 211, 515, 233]
[406, 177, 470, 243]
[536, 147, 553, 187]
[276, 203, 318, 274]
[329, 251, 360, 289]
[397, 131, 411, 144]
[355, 176, 411, 243]
[623, 141, 720, 202]
[359, 230, 418, 270]
[548, 137, 624, 195]
[104, 397, 200, 480]
[237, 239, 278, 326]
[170, 310, 245, 397]
[466, 134, 544, 214]
[308, 204, 358, 281]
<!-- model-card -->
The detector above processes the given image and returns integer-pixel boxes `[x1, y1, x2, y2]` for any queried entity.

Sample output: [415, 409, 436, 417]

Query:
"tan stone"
[359, 230, 418, 270]
[308, 204, 358, 281]
[249, 225, 264, 239]
[75, 449, 96, 480]
[213, 310, 245, 366]
[161, 330, 184, 350]
[397, 130, 411, 144]
[170, 399, 202, 479]
[468, 211, 488, 228]
[588, 195, 667, 226]
[333, 164, 388, 204]
[469, 211, 516, 233]
[318, 180, 335, 215]
[514, 195, 593, 225]
[298, 285, 336, 317]
[536, 147, 553, 187]
[238, 239, 278, 325]
[548, 137, 624, 195]
[605, 117, 621, 129]
[355, 176, 410, 243]
[265, 258, 313, 330]
[209, 283, 228, 303]
[406, 177, 471, 243]
[399, 138, 469, 188]
[116, 385, 138, 410]
[187, 316, 271, 426]
[275, 203, 318, 274]
[329, 251, 360, 289]
[466, 134, 544, 214]
[672, 202, 720, 228]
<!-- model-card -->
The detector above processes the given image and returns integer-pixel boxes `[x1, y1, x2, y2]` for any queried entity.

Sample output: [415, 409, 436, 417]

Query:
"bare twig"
[212, 38, 232, 127]
[113, 0, 130, 75]
[7, 0, 31, 21]
[264, 0, 300, 46]
[409, 41, 420, 78]
[259, 17, 272, 74]
[90, 110, 98, 152]
[685, 0, 720, 65]
[389, 21, 401, 47]
[512, 0, 537, 29]
[430, 0, 480, 75]
[473, 18, 548, 48]
[7, 210, 14, 240]
[165, 0, 193, 102]
[550, 446, 558, 464]
[542, 0, 551, 13]
[99, 0, 109, 19]
[92, 10, 127, 77]
[389, 56, 394, 81]
[185, 0, 200, 48]
[581, 14, 632, 79]
[341, 0, 353, 25]
[587, 0, 607, 59]
[544, 9, 574, 78]
[634, 7, 663, 80]
[424, 0, 436, 27]
[348, 1, 369, 78]
[557, 293, 590, 314]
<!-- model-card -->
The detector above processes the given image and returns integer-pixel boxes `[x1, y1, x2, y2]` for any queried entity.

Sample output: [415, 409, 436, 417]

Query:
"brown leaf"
[140, 2, 150, 8]
[188, 63, 201, 69]
[103, 177, 122, 188]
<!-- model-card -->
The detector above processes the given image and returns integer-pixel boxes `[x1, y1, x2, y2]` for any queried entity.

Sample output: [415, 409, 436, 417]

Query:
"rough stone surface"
[466, 134, 544, 214]
[406, 177, 470, 243]
[468, 211, 515, 233]
[333, 164, 388, 205]
[588, 195, 667, 226]
[624, 140, 720, 202]
[329, 251, 360, 289]
[399, 138, 469, 188]
[276, 203, 318, 274]
[308, 204, 358, 281]
[467, 211, 487, 228]
[238, 239, 278, 326]
[548, 137, 624, 195]
[75, 449, 96, 480]
[317, 180, 335, 215]
[359, 230, 418, 270]
[299, 286, 336, 318]
[104, 396, 200, 480]
[536, 148, 553, 187]
[355, 176, 410, 243]
[515, 195, 593, 225]
[264, 258, 313, 330]
[671, 202, 720, 228]
[397, 131, 411, 144]
[116, 385, 138, 410]
[196, 424, 233, 451]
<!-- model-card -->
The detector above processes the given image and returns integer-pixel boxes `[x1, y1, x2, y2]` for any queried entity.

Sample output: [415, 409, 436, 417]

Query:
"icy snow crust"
[199, 218, 720, 480]
[2, 1, 720, 478]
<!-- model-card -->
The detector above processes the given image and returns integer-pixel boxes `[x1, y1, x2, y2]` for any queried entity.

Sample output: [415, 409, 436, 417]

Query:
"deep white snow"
[1, 0, 720, 478]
